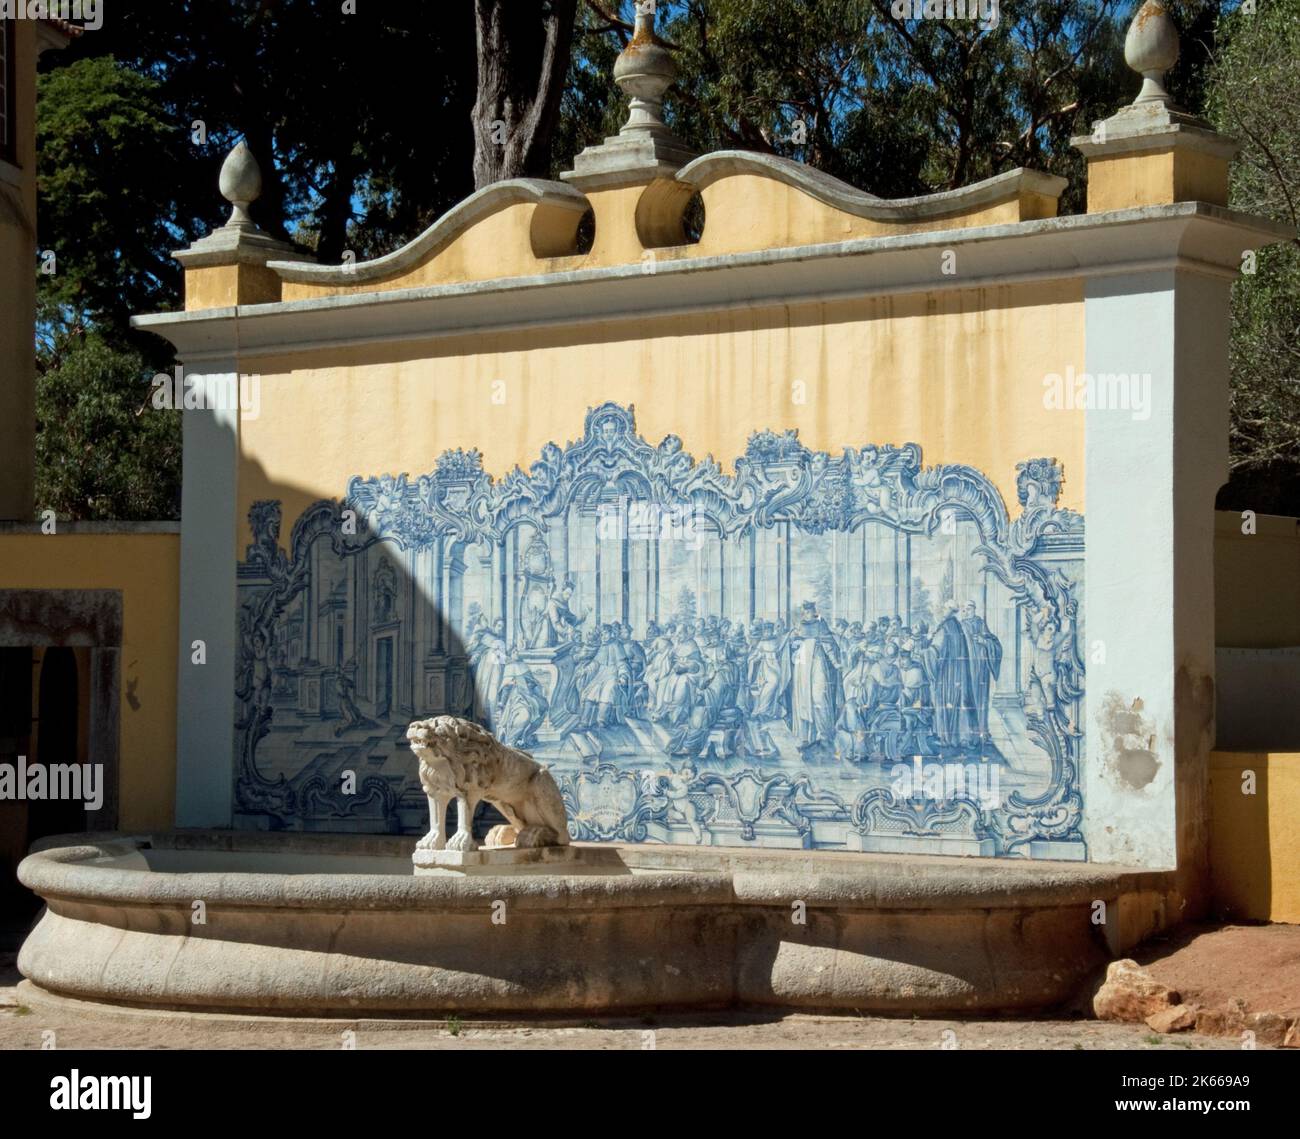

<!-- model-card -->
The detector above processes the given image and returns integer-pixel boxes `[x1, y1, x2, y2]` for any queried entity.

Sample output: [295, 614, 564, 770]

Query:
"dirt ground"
[0, 923, 1293, 1050]
[1137, 923, 1300, 1019]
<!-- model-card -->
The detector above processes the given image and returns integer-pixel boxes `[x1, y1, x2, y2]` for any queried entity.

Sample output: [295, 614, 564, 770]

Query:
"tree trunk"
[472, 0, 578, 189]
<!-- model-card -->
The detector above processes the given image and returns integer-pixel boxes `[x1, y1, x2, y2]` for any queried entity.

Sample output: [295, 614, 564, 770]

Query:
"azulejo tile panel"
[234, 403, 1085, 858]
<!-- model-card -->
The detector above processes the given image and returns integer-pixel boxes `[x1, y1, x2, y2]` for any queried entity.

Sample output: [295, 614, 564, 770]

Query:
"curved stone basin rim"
[17, 832, 1180, 1016]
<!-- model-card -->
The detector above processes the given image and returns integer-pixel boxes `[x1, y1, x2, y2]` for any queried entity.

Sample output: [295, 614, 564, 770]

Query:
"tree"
[49, 2, 478, 267]
[35, 335, 181, 521]
[1207, 0, 1300, 515]
[34, 2, 480, 519]
[473, 0, 579, 188]
[561, 1, 1224, 212]
[36, 58, 200, 370]
[31, 0, 1253, 521]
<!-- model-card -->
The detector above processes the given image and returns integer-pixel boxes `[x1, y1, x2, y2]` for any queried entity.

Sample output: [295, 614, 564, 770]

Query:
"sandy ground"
[1138, 923, 1300, 1019]
[1, 923, 1293, 1050]
[0, 1004, 1245, 1050]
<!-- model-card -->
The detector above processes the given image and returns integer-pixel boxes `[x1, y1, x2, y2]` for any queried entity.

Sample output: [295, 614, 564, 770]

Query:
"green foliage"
[33, 1, 479, 519]
[558, 2, 1226, 209]
[35, 334, 181, 522]
[1208, 0, 1300, 514]
[59, 1, 478, 264]
[36, 57, 196, 365]
[551, 3, 627, 178]
[35, 0, 1275, 520]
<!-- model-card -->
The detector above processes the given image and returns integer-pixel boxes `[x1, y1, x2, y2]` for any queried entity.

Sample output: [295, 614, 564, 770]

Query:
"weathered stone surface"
[1192, 1003, 1295, 1046]
[0, 588, 122, 647]
[1145, 1003, 1197, 1033]
[15, 832, 1174, 1017]
[1245, 1012, 1291, 1047]
[1283, 1020, 1300, 1048]
[411, 843, 611, 877]
[1223, 998, 1250, 1034]
[1195, 1007, 1228, 1036]
[408, 716, 569, 856]
[1093, 959, 1181, 1022]
[484, 824, 520, 849]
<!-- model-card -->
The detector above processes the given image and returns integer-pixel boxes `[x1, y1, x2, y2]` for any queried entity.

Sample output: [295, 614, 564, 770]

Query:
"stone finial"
[1070, 0, 1236, 214]
[561, 2, 696, 191]
[1125, 1, 1180, 108]
[173, 138, 309, 300]
[614, 6, 677, 138]
[218, 141, 263, 229]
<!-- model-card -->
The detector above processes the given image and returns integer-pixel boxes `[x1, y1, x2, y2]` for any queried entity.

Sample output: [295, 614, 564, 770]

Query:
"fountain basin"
[18, 832, 1180, 1017]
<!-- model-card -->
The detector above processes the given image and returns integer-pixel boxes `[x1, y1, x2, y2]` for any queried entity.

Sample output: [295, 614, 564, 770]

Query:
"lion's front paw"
[416, 831, 443, 851]
[446, 829, 478, 853]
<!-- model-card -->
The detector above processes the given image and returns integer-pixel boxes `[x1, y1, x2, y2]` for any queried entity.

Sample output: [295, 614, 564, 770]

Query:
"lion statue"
[406, 715, 571, 853]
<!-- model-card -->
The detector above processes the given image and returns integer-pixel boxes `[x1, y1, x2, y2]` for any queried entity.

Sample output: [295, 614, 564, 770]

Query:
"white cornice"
[132, 202, 1294, 365]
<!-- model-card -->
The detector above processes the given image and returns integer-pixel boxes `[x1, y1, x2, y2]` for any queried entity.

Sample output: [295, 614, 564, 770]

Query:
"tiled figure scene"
[236, 404, 1086, 858]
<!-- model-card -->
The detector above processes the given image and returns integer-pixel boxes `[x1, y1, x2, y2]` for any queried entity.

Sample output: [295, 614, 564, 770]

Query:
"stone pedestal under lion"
[406, 715, 571, 858]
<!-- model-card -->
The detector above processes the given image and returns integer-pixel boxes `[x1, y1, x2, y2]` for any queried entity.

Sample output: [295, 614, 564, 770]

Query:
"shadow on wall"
[231, 402, 1088, 857]
[234, 453, 500, 840]
[1214, 511, 1300, 751]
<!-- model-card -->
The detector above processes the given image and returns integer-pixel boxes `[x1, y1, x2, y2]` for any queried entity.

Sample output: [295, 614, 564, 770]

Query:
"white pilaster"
[1083, 268, 1229, 882]
[175, 368, 240, 827]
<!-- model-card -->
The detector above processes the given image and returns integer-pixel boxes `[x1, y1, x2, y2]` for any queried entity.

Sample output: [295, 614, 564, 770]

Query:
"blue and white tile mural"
[235, 403, 1087, 858]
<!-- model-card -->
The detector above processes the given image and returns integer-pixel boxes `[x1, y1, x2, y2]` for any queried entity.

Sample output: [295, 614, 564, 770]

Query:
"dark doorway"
[31, 648, 86, 843]
[0, 649, 35, 939]
[0, 589, 122, 950]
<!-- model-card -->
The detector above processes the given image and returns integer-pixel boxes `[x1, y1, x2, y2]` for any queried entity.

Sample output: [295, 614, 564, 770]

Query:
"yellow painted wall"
[1086, 148, 1230, 214]
[0, 534, 180, 829]
[235, 281, 1086, 538]
[272, 174, 1061, 306]
[692, 175, 1052, 259]
[184, 262, 283, 309]
[1215, 512, 1300, 647]
[281, 203, 569, 302]
[1209, 750, 1300, 923]
[0, 19, 38, 520]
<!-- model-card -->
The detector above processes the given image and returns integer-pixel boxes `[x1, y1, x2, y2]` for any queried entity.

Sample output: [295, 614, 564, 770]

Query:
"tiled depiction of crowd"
[467, 593, 1006, 767]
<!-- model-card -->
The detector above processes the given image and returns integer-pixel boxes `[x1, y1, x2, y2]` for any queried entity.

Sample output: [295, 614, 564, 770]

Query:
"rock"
[1222, 998, 1250, 1034]
[1246, 1012, 1290, 1047]
[1196, 1008, 1229, 1037]
[1283, 1020, 1300, 1049]
[1145, 1004, 1197, 1033]
[1093, 959, 1181, 1023]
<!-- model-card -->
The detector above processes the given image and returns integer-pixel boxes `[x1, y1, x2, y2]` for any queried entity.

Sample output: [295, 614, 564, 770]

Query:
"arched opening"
[635, 179, 704, 248]
[574, 207, 595, 255]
